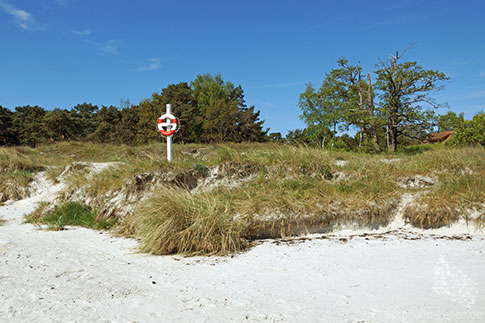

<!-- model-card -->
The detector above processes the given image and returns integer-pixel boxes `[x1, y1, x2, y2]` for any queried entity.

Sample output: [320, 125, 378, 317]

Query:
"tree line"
[0, 73, 269, 146]
[1, 63, 483, 150]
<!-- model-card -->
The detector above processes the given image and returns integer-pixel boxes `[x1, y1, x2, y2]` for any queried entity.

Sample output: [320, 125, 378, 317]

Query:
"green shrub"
[28, 202, 116, 230]
[450, 112, 485, 146]
[331, 138, 351, 151]
[192, 163, 208, 172]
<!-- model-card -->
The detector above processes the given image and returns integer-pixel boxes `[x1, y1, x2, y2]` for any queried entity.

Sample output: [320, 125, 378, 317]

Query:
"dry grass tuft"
[25, 201, 50, 223]
[404, 200, 460, 229]
[122, 189, 249, 256]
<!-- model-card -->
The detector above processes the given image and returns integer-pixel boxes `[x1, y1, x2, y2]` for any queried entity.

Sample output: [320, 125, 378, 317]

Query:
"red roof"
[425, 131, 454, 143]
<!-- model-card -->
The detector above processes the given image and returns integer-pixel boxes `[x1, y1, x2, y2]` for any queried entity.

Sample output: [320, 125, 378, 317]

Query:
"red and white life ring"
[157, 113, 178, 136]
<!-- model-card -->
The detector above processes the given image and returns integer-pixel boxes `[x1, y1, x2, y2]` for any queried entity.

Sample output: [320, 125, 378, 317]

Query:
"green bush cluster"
[450, 112, 485, 146]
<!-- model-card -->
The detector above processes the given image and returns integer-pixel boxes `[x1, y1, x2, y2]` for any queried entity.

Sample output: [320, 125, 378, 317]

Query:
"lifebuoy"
[157, 113, 178, 136]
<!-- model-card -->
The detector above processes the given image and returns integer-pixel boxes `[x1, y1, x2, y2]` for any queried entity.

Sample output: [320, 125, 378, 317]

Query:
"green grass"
[26, 201, 117, 231]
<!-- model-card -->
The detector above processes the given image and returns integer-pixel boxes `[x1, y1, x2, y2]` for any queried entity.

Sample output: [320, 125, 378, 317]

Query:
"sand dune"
[1, 173, 484, 322]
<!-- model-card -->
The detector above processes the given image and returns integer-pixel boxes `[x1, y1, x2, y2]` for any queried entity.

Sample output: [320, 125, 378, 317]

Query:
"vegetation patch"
[0, 147, 42, 203]
[403, 148, 485, 228]
[121, 163, 400, 255]
[121, 189, 248, 256]
[404, 199, 461, 229]
[0, 145, 73, 202]
[1, 142, 482, 255]
[27, 202, 116, 231]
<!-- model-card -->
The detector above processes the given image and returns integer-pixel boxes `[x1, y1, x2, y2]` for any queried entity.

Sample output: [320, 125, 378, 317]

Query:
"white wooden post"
[166, 104, 172, 163]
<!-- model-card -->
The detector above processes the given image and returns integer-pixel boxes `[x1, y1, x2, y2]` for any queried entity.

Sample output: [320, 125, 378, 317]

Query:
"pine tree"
[0, 106, 17, 145]
[13, 106, 47, 146]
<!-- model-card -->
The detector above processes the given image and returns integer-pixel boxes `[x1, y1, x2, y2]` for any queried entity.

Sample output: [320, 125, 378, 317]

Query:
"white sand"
[1, 174, 484, 322]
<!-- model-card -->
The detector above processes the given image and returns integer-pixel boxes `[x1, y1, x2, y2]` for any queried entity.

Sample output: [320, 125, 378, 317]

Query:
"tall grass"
[403, 147, 485, 228]
[0, 147, 46, 202]
[121, 189, 248, 255]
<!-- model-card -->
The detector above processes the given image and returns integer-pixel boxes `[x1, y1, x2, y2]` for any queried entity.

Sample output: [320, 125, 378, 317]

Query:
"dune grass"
[118, 144, 484, 255]
[0, 147, 46, 203]
[3, 141, 484, 255]
[121, 161, 400, 255]
[403, 147, 485, 228]
[120, 188, 249, 255]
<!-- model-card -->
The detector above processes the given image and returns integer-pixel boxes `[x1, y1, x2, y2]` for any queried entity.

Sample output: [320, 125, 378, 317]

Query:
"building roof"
[425, 130, 454, 143]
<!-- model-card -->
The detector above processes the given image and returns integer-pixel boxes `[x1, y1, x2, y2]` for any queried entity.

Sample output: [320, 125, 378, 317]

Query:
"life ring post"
[166, 104, 172, 163]
[157, 104, 177, 162]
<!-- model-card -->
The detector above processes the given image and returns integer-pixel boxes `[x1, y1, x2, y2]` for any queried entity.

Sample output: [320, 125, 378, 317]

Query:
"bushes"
[450, 112, 485, 146]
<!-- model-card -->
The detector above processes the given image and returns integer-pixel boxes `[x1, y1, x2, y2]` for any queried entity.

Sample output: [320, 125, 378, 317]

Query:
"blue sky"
[1, 0, 484, 135]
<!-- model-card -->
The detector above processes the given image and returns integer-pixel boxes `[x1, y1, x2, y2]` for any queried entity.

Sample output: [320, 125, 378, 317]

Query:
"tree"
[88, 105, 122, 143]
[191, 73, 266, 143]
[299, 50, 449, 152]
[331, 59, 381, 152]
[13, 106, 47, 146]
[437, 111, 464, 131]
[0, 106, 17, 145]
[44, 108, 76, 141]
[234, 106, 268, 142]
[158, 82, 199, 143]
[70, 103, 99, 141]
[118, 105, 139, 145]
[375, 49, 449, 151]
[298, 59, 380, 151]
[451, 112, 485, 146]
[191, 73, 243, 143]
[135, 93, 164, 144]
[365, 72, 381, 153]
[201, 98, 239, 143]
[298, 81, 342, 148]
[268, 132, 284, 143]
[191, 73, 245, 111]
[340, 133, 359, 151]
[286, 129, 312, 145]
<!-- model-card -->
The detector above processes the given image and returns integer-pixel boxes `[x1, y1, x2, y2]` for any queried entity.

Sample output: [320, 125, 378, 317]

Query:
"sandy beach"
[1, 174, 484, 323]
